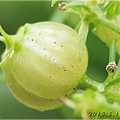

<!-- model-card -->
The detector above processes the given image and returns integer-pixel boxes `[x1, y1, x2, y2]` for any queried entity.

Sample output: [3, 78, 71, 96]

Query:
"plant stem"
[78, 20, 89, 60]
[0, 36, 5, 42]
[109, 39, 116, 62]
[77, 74, 104, 92]
[114, 57, 120, 79]
[0, 36, 5, 68]
[105, 78, 120, 90]
[0, 26, 14, 49]
[75, 21, 81, 32]
[104, 73, 113, 86]
[104, 39, 116, 86]
[103, 90, 120, 103]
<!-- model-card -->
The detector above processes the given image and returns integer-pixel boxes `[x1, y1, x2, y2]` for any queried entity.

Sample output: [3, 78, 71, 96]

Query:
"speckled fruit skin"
[0, 22, 88, 111]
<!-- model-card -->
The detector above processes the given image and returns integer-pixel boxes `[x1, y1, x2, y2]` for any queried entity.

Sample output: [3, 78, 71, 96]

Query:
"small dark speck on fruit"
[64, 69, 66, 72]
[73, 88, 76, 90]
[61, 45, 63, 47]
[44, 48, 46, 50]
[54, 41, 56, 44]
[50, 76, 51, 78]
[32, 39, 33, 41]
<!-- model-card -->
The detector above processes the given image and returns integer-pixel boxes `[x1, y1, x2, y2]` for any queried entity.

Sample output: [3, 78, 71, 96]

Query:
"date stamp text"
[88, 111, 119, 117]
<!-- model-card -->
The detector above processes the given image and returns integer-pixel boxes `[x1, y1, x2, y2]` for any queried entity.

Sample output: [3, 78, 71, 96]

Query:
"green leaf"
[106, 2, 119, 19]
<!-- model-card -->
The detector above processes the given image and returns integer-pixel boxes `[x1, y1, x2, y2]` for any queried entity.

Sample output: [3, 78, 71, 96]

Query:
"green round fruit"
[0, 22, 88, 111]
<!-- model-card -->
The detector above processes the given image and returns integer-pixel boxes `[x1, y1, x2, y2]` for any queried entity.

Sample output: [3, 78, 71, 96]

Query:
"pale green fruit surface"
[1, 56, 62, 111]
[0, 22, 88, 111]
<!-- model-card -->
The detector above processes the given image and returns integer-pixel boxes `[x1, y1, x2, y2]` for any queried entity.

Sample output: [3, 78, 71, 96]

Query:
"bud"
[0, 22, 88, 111]
[58, 2, 67, 12]
[106, 61, 117, 73]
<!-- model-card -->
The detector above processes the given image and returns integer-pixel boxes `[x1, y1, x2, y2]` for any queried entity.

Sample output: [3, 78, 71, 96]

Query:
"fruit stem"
[0, 36, 5, 67]
[78, 74, 104, 92]
[0, 26, 13, 49]
[59, 97, 76, 109]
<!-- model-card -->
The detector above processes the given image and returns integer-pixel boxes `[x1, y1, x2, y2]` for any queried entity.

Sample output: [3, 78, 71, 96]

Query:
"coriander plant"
[0, 0, 120, 119]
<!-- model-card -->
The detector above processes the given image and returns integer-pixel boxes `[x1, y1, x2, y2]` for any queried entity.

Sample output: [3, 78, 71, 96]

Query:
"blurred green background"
[0, 1, 114, 119]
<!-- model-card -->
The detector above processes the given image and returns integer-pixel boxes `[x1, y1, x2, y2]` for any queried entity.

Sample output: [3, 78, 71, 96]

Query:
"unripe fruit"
[0, 22, 88, 111]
